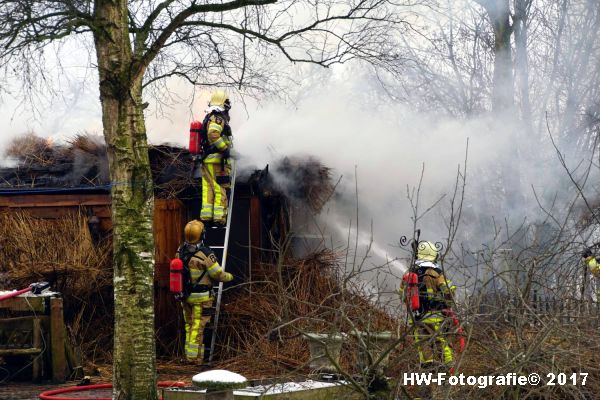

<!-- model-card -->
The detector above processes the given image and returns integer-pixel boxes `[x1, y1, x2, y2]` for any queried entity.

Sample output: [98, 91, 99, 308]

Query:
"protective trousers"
[201, 163, 228, 224]
[411, 313, 453, 366]
[181, 298, 213, 362]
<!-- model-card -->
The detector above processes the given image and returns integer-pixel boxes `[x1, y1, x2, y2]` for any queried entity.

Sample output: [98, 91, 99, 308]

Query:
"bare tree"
[0, 1, 403, 398]
[513, 0, 532, 130]
[474, 0, 514, 112]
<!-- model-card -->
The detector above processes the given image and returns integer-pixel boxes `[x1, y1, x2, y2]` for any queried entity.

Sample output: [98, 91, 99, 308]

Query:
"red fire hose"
[39, 381, 186, 400]
[0, 282, 50, 302]
[0, 287, 33, 301]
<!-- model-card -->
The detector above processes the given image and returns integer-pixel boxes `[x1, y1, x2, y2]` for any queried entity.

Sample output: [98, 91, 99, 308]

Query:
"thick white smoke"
[228, 64, 598, 295]
[231, 65, 521, 275]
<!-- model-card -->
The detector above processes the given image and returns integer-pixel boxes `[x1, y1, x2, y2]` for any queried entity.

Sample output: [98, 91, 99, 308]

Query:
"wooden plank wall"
[153, 199, 186, 354]
[0, 195, 186, 275]
[249, 196, 262, 269]
[153, 199, 186, 288]
[0, 193, 112, 231]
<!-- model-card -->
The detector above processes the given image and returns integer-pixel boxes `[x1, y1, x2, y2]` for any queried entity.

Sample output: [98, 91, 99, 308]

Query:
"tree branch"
[134, 0, 277, 79]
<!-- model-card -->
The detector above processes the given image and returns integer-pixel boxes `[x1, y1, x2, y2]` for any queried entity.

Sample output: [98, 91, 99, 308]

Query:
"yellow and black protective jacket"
[201, 111, 232, 164]
[406, 260, 456, 319]
[176, 243, 233, 303]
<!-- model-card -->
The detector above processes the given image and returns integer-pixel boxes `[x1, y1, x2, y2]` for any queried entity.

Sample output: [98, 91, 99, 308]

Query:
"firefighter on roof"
[582, 248, 600, 301]
[400, 241, 456, 370]
[175, 220, 233, 363]
[200, 90, 233, 225]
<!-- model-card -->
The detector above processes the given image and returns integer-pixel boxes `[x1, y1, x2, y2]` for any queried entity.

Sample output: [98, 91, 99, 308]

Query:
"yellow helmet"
[184, 220, 205, 243]
[208, 90, 231, 110]
[417, 241, 439, 262]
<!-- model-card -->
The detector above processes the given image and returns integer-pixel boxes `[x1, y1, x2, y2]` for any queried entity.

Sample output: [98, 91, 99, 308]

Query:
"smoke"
[1, 57, 584, 286]
[230, 64, 596, 290]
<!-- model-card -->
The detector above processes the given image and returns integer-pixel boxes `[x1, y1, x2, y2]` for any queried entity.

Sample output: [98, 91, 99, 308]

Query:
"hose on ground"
[39, 381, 186, 400]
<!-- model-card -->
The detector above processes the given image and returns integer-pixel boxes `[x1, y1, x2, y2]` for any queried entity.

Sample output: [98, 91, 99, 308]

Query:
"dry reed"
[274, 156, 336, 213]
[214, 250, 399, 379]
[0, 210, 114, 363]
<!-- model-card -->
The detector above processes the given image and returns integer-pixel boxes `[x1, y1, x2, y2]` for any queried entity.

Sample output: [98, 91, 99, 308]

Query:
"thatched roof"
[0, 133, 198, 199]
[2, 133, 109, 188]
[1, 134, 337, 207]
[248, 156, 336, 213]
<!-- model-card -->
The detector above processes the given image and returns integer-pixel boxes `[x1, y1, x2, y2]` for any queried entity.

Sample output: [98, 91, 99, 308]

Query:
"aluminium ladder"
[205, 161, 236, 363]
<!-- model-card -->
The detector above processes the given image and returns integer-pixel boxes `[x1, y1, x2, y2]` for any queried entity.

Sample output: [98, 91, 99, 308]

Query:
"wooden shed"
[0, 172, 287, 357]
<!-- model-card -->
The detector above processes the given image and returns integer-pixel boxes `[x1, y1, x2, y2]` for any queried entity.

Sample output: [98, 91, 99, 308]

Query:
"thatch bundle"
[148, 145, 197, 199]
[2, 133, 109, 188]
[5, 132, 56, 166]
[0, 211, 114, 361]
[1, 133, 196, 199]
[215, 250, 398, 378]
[0, 211, 111, 296]
[273, 156, 336, 213]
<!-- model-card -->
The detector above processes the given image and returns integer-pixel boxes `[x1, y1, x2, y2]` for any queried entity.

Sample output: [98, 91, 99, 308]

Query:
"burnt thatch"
[2, 133, 109, 188]
[0, 133, 198, 198]
[148, 145, 198, 199]
[248, 156, 336, 214]
[273, 156, 336, 213]
[2, 134, 336, 206]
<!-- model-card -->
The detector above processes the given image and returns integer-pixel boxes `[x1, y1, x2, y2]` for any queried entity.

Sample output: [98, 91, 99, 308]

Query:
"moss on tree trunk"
[93, 1, 157, 399]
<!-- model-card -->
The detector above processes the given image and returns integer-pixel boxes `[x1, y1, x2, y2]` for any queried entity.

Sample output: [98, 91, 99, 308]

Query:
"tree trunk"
[478, 0, 515, 112]
[93, 1, 157, 399]
[514, 0, 532, 133]
[477, 0, 521, 213]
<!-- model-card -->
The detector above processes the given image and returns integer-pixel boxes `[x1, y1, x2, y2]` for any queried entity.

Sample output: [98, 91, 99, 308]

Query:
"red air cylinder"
[402, 272, 420, 311]
[189, 121, 203, 155]
[170, 258, 184, 294]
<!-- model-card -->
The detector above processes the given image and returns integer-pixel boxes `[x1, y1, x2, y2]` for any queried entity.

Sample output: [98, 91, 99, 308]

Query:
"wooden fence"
[474, 295, 600, 327]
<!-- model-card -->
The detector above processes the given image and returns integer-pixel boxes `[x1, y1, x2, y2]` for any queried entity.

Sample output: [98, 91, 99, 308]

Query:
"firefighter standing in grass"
[176, 220, 233, 363]
[400, 241, 456, 370]
[582, 248, 600, 301]
[200, 90, 233, 226]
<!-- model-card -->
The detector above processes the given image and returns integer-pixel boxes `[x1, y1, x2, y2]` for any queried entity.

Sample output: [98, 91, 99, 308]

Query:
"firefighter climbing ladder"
[207, 161, 236, 363]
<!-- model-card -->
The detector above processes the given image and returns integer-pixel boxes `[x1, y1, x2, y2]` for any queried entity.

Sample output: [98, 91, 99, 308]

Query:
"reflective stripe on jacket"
[203, 113, 232, 163]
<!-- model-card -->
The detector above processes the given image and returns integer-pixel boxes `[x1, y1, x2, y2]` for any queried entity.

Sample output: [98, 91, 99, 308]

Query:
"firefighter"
[176, 219, 233, 363]
[582, 248, 600, 301]
[200, 90, 233, 226]
[400, 241, 456, 370]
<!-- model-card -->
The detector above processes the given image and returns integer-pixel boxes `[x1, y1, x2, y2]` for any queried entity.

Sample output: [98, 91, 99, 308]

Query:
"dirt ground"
[0, 370, 197, 400]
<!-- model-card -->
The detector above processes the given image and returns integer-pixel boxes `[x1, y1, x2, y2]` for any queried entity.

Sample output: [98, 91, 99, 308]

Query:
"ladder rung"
[211, 246, 224, 249]
[209, 161, 236, 363]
